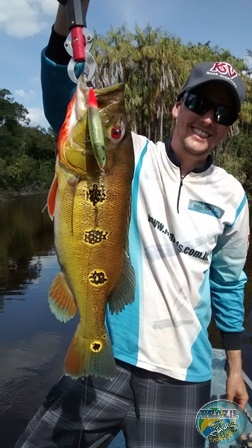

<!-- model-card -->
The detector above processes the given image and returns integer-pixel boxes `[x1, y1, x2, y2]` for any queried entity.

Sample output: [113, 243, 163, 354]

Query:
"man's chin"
[184, 139, 210, 157]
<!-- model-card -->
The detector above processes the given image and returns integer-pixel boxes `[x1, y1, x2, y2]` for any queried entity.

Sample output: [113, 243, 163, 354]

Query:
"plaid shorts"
[14, 360, 210, 448]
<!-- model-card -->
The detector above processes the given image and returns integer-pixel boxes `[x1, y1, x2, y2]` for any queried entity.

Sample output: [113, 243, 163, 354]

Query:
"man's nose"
[200, 108, 215, 124]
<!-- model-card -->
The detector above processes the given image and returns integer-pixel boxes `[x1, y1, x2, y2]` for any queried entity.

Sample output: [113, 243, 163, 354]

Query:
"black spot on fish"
[89, 270, 108, 285]
[87, 184, 106, 206]
[84, 229, 108, 244]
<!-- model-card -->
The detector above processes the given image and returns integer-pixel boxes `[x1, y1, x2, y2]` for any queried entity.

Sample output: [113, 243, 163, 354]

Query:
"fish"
[208, 421, 238, 443]
[47, 74, 135, 379]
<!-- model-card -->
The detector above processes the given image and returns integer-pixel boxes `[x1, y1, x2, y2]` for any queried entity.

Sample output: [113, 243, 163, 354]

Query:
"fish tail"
[64, 324, 116, 379]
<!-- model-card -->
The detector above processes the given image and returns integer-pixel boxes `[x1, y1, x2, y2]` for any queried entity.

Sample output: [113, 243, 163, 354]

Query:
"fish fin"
[64, 325, 116, 379]
[108, 252, 135, 314]
[47, 174, 58, 219]
[58, 93, 76, 154]
[48, 272, 77, 323]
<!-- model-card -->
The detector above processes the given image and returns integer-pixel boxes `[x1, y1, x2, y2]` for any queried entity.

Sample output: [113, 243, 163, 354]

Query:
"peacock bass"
[47, 75, 135, 379]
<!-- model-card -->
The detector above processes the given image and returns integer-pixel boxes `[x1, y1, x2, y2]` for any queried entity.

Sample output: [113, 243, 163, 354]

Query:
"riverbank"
[0, 188, 49, 200]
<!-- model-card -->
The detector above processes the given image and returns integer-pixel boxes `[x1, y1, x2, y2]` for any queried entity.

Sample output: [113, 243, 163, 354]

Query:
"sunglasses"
[183, 91, 238, 126]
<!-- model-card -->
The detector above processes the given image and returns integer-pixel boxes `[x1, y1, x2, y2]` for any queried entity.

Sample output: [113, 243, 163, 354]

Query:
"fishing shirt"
[41, 41, 249, 382]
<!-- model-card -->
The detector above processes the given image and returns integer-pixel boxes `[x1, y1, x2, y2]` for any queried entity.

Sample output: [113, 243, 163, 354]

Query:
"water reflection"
[0, 195, 251, 448]
[0, 195, 68, 447]
[0, 194, 54, 304]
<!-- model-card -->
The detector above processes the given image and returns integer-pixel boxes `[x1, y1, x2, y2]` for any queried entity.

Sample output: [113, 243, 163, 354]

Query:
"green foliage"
[216, 151, 247, 185]
[6, 154, 37, 190]
[1, 25, 252, 194]
[0, 158, 7, 189]
[92, 24, 252, 191]
[0, 89, 56, 194]
[92, 25, 252, 146]
[0, 88, 29, 126]
[215, 126, 252, 198]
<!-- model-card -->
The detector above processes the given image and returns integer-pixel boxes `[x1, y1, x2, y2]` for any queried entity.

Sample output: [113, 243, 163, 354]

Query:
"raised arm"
[41, 3, 85, 133]
[54, 3, 71, 36]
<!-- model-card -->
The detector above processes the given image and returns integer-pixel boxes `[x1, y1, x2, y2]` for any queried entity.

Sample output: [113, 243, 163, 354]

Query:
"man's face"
[171, 82, 236, 160]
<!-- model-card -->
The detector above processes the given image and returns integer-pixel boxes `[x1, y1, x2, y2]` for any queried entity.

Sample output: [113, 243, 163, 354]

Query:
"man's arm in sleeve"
[210, 191, 250, 409]
[41, 4, 83, 134]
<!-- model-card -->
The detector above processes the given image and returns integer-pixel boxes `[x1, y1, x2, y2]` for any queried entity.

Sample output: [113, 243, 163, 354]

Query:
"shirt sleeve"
[210, 191, 249, 350]
[45, 26, 71, 65]
[41, 27, 82, 134]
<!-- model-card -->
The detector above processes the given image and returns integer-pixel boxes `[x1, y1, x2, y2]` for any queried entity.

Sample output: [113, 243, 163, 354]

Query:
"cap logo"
[210, 62, 237, 79]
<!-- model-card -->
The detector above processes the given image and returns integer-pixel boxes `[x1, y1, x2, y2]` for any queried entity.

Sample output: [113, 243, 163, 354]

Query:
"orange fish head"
[57, 76, 131, 176]
[57, 75, 98, 176]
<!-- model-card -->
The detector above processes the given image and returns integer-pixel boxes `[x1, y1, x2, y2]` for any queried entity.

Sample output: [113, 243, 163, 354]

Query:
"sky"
[0, 0, 251, 129]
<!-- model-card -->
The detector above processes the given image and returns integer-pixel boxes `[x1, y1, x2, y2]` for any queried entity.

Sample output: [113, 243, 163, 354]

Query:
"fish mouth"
[59, 80, 126, 174]
[64, 141, 101, 175]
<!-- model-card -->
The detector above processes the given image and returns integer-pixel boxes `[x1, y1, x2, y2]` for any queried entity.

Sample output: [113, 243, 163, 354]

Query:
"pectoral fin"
[108, 253, 135, 314]
[49, 272, 77, 322]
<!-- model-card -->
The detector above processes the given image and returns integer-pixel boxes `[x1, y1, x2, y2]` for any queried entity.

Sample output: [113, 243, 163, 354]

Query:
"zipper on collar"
[177, 175, 184, 213]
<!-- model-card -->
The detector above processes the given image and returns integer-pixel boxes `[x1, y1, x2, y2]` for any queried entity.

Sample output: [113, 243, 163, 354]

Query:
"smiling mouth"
[191, 127, 211, 139]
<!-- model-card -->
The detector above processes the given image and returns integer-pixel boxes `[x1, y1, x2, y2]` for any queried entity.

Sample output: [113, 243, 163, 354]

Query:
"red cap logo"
[210, 62, 237, 79]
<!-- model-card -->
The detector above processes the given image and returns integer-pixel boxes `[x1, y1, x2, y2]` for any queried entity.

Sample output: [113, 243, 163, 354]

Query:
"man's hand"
[225, 350, 249, 409]
[55, 0, 89, 37]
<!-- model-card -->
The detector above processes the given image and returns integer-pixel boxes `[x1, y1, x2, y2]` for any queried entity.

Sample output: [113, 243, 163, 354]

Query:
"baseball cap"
[178, 61, 246, 112]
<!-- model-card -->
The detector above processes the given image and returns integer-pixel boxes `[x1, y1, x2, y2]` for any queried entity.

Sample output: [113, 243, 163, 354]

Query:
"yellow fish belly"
[49, 132, 135, 378]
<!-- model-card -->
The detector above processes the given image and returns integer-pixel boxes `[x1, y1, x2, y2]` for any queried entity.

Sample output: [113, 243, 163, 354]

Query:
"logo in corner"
[195, 399, 246, 445]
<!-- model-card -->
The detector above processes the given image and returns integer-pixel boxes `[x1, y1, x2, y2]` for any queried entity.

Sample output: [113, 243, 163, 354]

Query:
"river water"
[0, 194, 251, 447]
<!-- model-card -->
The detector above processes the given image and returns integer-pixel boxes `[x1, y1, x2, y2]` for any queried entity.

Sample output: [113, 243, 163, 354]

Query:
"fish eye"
[110, 125, 124, 143]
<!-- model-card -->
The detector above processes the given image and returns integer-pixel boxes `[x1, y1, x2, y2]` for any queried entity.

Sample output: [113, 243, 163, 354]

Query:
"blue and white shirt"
[41, 48, 249, 382]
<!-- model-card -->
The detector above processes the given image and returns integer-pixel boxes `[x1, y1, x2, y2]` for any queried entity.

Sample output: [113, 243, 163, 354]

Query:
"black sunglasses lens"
[184, 92, 238, 126]
[215, 107, 238, 126]
[184, 93, 207, 115]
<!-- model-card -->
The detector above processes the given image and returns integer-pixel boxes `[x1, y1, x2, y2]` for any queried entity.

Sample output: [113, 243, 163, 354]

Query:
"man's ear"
[172, 101, 181, 119]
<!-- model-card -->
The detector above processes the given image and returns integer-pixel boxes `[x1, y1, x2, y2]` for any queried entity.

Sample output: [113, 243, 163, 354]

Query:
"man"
[15, 2, 249, 448]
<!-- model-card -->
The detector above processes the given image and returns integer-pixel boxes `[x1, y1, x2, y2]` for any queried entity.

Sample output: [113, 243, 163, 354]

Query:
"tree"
[1, 26, 252, 194]
[0, 90, 56, 193]
[23, 126, 56, 161]
[0, 88, 29, 126]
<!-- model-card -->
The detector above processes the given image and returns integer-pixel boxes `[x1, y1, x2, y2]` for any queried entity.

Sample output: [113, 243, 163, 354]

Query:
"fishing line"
[77, 426, 84, 448]
[77, 377, 89, 448]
